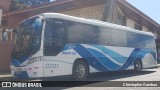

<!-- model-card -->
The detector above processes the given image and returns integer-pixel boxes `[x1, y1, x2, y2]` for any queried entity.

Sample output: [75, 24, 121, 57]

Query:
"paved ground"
[0, 68, 159, 81]
[64, 67, 160, 90]
[0, 67, 160, 90]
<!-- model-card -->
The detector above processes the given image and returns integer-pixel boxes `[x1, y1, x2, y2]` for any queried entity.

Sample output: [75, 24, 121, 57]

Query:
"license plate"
[14, 71, 21, 74]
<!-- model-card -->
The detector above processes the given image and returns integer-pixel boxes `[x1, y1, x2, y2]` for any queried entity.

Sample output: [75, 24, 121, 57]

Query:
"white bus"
[11, 13, 157, 80]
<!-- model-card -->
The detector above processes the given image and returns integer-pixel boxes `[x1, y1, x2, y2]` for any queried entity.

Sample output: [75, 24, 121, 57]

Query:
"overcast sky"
[127, 0, 160, 24]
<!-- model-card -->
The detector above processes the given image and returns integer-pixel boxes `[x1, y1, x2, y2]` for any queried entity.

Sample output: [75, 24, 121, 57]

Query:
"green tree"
[22, 0, 50, 6]
[10, 0, 28, 11]
[10, 0, 51, 11]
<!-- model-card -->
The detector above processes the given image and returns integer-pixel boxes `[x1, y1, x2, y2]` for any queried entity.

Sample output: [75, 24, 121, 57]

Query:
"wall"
[126, 18, 150, 32]
[142, 26, 148, 32]
[0, 0, 12, 12]
[0, 9, 2, 25]
[4, 4, 105, 29]
[6, 12, 30, 29]
[0, 40, 13, 72]
[0, 29, 2, 40]
[126, 18, 135, 28]
[61, 4, 105, 20]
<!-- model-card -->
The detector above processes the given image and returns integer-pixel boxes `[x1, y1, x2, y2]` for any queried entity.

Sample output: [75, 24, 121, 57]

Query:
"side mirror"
[13, 29, 17, 33]
[32, 18, 43, 30]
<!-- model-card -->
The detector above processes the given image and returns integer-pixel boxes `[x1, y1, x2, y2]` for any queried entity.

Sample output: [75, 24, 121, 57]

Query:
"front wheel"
[72, 60, 89, 81]
[134, 60, 142, 72]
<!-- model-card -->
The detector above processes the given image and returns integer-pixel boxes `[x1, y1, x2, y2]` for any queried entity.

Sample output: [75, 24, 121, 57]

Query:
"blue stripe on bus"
[74, 44, 110, 72]
[11, 44, 156, 71]
[119, 48, 141, 70]
[87, 48, 121, 70]
[91, 45, 128, 64]
[74, 44, 156, 71]
[121, 48, 156, 70]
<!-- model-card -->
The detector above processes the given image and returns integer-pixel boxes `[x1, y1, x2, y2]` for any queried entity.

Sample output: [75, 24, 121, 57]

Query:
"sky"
[127, 0, 160, 24]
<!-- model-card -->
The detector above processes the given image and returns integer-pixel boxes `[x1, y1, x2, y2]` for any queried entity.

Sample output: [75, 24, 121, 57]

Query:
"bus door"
[43, 19, 66, 77]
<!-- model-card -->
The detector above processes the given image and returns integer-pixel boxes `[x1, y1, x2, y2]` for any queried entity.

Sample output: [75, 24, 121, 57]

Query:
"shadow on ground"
[0, 69, 156, 81]
[0, 69, 157, 88]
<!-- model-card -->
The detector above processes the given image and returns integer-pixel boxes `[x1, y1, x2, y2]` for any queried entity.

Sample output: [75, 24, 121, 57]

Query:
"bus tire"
[72, 60, 89, 81]
[134, 59, 142, 72]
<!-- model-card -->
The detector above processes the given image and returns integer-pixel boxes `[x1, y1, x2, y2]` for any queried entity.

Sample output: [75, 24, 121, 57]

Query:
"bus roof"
[38, 13, 154, 37]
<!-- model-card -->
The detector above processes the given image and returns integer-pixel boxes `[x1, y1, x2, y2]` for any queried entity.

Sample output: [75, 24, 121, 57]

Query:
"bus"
[11, 13, 157, 80]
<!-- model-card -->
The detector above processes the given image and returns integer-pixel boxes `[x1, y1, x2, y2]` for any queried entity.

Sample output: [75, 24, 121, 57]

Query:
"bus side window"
[44, 19, 66, 56]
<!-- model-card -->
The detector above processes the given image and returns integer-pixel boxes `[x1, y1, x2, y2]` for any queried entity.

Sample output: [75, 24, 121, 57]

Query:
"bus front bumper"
[14, 71, 29, 78]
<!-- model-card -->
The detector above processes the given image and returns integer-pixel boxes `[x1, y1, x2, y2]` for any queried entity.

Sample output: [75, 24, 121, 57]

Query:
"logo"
[2, 82, 11, 87]
[1, 82, 42, 87]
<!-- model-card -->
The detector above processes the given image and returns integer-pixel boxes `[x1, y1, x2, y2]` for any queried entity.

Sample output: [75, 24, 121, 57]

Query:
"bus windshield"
[12, 17, 43, 60]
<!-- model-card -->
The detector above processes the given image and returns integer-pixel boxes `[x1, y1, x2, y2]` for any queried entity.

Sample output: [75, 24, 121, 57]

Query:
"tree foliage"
[22, 0, 50, 6]
[10, 0, 51, 11]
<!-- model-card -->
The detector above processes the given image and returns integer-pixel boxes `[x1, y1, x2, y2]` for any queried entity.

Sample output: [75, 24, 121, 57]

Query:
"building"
[0, 0, 11, 12]
[0, 0, 160, 71]
[0, 0, 13, 72]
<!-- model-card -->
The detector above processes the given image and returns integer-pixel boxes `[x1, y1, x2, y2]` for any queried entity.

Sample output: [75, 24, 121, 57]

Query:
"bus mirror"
[32, 18, 42, 30]
[13, 29, 17, 33]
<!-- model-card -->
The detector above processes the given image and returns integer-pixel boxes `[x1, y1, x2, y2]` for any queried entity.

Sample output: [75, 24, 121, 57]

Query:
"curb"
[0, 72, 11, 75]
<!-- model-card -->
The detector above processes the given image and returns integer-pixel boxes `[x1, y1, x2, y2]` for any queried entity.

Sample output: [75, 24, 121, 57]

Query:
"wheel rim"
[76, 64, 86, 78]
[136, 61, 141, 71]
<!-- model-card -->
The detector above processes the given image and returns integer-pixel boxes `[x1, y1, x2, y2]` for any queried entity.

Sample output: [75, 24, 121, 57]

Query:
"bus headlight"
[28, 56, 43, 65]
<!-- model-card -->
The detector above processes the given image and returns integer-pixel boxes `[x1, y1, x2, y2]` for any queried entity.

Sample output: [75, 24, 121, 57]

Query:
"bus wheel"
[72, 60, 89, 81]
[134, 59, 142, 72]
